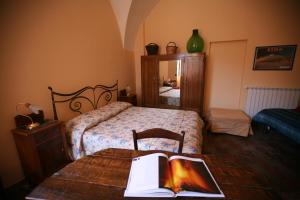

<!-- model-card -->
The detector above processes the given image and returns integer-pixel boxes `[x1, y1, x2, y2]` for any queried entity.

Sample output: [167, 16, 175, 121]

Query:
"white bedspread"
[66, 102, 203, 160]
[159, 86, 172, 93]
[160, 88, 180, 98]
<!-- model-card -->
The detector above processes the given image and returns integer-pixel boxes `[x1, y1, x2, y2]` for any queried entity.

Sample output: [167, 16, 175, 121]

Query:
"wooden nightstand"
[118, 94, 137, 106]
[12, 120, 69, 185]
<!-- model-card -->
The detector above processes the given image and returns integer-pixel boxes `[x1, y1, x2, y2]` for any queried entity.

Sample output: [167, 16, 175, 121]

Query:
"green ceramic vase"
[186, 29, 204, 53]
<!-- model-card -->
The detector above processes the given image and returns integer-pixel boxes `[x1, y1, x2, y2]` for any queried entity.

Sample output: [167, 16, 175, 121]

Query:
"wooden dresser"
[12, 120, 69, 185]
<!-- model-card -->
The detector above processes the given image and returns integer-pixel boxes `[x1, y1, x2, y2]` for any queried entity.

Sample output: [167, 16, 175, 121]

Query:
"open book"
[124, 153, 225, 198]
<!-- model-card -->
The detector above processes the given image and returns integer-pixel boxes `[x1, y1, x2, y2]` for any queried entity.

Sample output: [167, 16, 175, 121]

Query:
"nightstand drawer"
[34, 125, 60, 144]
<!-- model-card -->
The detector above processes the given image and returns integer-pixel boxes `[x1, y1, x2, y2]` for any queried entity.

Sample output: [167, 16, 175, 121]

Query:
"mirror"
[159, 60, 182, 108]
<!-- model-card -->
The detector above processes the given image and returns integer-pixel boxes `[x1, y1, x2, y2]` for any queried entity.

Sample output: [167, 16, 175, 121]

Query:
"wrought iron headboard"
[48, 81, 118, 120]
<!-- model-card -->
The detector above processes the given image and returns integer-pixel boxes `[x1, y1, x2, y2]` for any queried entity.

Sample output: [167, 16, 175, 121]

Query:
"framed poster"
[253, 45, 297, 70]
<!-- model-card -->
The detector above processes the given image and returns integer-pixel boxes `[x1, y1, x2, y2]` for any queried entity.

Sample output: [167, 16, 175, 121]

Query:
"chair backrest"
[132, 128, 185, 153]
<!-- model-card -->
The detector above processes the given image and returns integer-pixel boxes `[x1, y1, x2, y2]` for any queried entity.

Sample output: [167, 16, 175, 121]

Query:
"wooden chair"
[132, 128, 185, 153]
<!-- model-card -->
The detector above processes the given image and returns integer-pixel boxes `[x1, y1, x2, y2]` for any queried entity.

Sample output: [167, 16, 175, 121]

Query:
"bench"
[207, 108, 252, 137]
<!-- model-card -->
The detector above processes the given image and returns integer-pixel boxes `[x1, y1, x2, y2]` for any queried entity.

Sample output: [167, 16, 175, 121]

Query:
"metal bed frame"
[48, 81, 118, 120]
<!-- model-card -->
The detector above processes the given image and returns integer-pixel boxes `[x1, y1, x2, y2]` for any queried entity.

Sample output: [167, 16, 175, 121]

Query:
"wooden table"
[26, 148, 276, 200]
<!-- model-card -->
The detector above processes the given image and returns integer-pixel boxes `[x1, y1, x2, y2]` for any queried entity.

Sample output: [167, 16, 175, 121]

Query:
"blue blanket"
[253, 109, 300, 144]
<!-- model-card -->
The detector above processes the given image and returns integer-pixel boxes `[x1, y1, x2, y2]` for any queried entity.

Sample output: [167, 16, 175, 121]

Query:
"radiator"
[245, 87, 300, 117]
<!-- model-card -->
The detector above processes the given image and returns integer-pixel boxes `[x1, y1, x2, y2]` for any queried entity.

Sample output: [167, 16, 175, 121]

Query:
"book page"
[168, 156, 224, 197]
[158, 156, 174, 191]
[125, 153, 169, 193]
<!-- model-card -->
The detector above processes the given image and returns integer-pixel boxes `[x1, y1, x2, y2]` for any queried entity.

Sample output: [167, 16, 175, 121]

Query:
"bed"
[49, 82, 204, 160]
[253, 108, 300, 144]
[159, 86, 172, 93]
[159, 87, 180, 107]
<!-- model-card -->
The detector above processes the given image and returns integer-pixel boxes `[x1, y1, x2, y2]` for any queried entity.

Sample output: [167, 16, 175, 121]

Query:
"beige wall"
[134, 0, 300, 111]
[0, 0, 135, 187]
[133, 25, 144, 105]
[168, 61, 177, 81]
[109, 0, 132, 46]
[159, 61, 169, 85]
[206, 40, 247, 110]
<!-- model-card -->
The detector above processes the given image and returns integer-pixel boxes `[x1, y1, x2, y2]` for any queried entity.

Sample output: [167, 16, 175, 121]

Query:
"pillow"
[66, 101, 132, 133]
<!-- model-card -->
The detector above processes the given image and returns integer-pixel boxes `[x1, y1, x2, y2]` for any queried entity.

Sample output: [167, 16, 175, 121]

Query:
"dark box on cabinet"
[15, 111, 45, 129]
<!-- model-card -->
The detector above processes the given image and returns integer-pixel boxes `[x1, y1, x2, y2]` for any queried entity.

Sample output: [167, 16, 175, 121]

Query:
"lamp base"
[27, 122, 40, 130]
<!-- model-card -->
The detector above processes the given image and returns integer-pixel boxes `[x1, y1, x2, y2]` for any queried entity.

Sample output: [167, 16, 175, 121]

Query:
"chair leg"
[132, 130, 138, 150]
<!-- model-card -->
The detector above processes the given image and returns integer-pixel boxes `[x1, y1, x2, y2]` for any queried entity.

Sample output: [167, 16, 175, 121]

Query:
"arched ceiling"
[110, 0, 159, 50]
